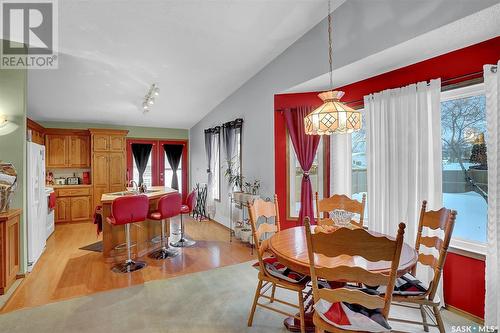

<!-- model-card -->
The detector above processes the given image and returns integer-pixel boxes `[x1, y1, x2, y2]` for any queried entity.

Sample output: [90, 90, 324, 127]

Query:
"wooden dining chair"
[315, 192, 366, 228]
[304, 216, 406, 333]
[247, 195, 310, 333]
[388, 200, 457, 333]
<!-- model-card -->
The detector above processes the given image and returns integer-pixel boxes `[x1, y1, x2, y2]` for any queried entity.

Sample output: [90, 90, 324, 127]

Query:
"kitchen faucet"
[129, 180, 139, 193]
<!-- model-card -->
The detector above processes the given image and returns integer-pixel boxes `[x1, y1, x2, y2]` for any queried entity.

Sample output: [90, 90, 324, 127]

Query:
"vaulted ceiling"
[27, 0, 338, 128]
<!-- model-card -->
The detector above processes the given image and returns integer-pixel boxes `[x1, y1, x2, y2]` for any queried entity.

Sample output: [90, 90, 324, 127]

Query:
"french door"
[126, 139, 188, 202]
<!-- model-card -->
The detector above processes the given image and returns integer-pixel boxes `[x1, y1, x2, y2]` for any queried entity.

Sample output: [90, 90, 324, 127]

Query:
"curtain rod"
[343, 68, 497, 106]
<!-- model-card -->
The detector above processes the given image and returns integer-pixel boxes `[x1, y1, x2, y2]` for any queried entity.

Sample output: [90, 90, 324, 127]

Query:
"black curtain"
[222, 119, 243, 184]
[131, 143, 153, 186]
[164, 144, 183, 190]
[204, 128, 213, 175]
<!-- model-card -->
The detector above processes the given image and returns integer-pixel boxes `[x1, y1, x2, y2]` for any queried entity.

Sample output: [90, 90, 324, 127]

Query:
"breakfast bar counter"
[101, 186, 177, 262]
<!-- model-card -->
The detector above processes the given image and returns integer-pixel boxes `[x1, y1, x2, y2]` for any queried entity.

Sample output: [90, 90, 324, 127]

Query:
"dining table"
[268, 225, 418, 332]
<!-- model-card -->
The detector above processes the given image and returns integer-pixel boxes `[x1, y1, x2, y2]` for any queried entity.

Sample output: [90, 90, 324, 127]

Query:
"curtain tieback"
[207, 169, 211, 173]
[302, 170, 310, 180]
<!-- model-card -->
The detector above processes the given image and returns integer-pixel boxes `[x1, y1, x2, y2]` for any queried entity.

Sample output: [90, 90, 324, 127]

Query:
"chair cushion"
[314, 288, 391, 332]
[252, 257, 308, 284]
[148, 211, 162, 220]
[367, 273, 428, 296]
[180, 205, 190, 214]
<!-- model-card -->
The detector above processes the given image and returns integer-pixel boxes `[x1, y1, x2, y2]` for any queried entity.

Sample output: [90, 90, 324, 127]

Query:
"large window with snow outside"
[352, 111, 368, 220]
[441, 83, 487, 247]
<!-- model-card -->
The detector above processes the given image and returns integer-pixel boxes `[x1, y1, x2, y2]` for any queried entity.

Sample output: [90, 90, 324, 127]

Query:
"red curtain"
[284, 107, 321, 225]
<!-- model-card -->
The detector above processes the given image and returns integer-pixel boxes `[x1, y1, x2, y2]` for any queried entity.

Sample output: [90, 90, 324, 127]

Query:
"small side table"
[0, 208, 21, 295]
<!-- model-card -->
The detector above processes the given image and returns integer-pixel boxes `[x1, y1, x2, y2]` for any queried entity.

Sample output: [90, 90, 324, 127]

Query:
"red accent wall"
[274, 36, 500, 318]
[443, 253, 485, 319]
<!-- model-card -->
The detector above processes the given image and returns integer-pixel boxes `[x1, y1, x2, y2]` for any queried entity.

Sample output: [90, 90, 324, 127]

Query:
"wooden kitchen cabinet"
[89, 129, 129, 209]
[54, 186, 92, 223]
[93, 134, 110, 151]
[109, 152, 126, 192]
[0, 209, 21, 295]
[69, 136, 90, 167]
[46, 134, 68, 167]
[55, 197, 71, 223]
[70, 196, 91, 221]
[45, 131, 90, 168]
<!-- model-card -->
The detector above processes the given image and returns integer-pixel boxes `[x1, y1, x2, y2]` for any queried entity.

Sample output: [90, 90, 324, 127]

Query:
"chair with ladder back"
[247, 195, 310, 333]
[304, 217, 406, 333]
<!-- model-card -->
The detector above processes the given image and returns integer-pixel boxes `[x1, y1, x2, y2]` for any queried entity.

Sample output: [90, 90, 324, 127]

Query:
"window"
[352, 110, 367, 213]
[132, 148, 153, 187]
[287, 135, 324, 218]
[441, 83, 487, 249]
[164, 151, 182, 192]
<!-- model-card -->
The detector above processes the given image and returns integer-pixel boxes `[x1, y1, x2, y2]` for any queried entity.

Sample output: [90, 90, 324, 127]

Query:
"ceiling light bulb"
[154, 88, 160, 96]
[147, 98, 155, 106]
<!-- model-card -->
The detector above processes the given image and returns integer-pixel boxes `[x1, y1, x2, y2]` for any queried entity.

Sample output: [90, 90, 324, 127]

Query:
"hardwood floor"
[1, 217, 255, 313]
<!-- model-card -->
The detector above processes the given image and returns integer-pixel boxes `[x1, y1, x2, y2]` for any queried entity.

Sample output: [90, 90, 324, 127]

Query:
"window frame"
[441, 82, 487, 256]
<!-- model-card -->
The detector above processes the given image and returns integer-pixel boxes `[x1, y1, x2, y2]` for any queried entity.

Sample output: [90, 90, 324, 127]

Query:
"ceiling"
[27, 0, 334, 129]
[285, 2, 500, 94]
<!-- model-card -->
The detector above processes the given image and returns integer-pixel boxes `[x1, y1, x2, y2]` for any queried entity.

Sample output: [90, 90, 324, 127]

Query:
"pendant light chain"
[304, 0, 362, 135]
[328, 0, 333, 91]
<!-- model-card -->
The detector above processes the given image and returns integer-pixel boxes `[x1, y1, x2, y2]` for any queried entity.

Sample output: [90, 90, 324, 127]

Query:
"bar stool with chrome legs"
[171, 190, 196, 248]
[148, 193, 181, 259]
[106, 194, 149, 273]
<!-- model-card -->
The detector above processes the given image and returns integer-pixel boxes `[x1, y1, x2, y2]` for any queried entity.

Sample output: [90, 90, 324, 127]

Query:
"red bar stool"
[171, 190, 196, 248]
[106, 195, 149, 273]
[148, 193, 181, 260]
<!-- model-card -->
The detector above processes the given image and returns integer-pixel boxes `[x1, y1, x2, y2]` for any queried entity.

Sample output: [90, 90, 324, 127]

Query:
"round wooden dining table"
[268, 226, 418, 332]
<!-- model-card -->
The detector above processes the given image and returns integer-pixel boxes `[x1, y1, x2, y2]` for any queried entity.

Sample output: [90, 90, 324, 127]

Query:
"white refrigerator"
[27, 142, 47, 271]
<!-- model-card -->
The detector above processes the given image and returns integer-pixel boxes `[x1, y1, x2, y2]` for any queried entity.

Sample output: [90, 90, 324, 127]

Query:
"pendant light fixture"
[304, 0, 361, 135]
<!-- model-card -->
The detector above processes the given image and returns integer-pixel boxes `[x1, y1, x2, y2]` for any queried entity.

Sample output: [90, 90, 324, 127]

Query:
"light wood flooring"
[1, 216, 255, 313]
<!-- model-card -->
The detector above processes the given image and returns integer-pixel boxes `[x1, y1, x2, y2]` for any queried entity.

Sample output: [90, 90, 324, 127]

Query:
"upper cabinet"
[46, 134, 68, 167]
[45, 130, 91, 168]
[92, 132, 125, 152]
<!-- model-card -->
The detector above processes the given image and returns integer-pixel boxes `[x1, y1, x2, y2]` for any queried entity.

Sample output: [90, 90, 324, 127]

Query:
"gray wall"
[189, 0, 497, 227]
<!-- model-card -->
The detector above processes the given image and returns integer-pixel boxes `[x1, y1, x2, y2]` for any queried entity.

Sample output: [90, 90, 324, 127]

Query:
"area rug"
[78, 241, 103, 252]
[0, 262, 472, 333]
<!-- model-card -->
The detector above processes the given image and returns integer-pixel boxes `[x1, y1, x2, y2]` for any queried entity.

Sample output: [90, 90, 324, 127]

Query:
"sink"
[109, 191, 136, 196]
[109, 189, 160, 196]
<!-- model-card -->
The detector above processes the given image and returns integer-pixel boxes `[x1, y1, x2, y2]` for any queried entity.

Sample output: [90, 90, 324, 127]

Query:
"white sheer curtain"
[330, 134, 352, 196]
[365, 79, 443, 302]
[484, 61, 499, 328]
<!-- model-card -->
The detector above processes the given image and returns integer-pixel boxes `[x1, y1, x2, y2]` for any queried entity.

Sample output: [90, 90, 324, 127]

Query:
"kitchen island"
[101, 186, 177, 262]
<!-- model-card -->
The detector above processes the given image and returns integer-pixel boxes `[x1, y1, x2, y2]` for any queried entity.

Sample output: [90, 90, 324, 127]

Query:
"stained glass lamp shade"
[304, 91, 361, 135]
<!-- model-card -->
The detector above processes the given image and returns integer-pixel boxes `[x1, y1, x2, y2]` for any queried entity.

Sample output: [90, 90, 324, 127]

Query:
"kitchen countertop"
[49, 184, 92, 188]
[100, 186, 176, 204]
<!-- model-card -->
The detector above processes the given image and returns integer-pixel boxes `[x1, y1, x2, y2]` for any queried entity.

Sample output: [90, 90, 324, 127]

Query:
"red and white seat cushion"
[314, 288, 391, 332]
[367, 273, 428, 296]
[252, 257, 309, 284]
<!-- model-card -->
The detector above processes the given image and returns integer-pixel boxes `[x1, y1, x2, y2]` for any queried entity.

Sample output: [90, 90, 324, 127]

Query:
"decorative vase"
[234, 223, 244, 240]
[233, 192, 260, 205]
[240, 228, 252, 243]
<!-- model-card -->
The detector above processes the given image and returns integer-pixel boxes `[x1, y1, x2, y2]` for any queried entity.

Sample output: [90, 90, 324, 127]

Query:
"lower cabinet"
[54, 187, 92, 223]
[0, 209, 21, 295]
[70, 196, 91, 221]
[55, 197, 71, 223]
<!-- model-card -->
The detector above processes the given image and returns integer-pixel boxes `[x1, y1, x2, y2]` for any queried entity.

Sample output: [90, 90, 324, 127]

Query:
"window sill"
[449, 238, 486, 261]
